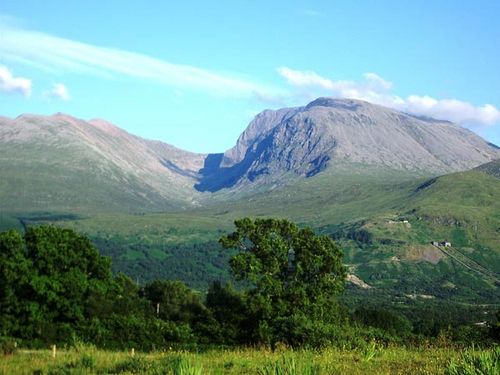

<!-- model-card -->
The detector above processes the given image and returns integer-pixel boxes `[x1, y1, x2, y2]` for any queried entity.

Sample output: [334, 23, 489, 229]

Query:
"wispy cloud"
[44, 83, 71, 101]
[0, 24, 280, 100]
[278, 67, 500, 127]
[0, 65, 32, 97]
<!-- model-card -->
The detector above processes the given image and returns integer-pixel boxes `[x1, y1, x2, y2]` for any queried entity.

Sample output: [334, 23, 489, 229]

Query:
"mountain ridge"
[1, 98, 499, 212]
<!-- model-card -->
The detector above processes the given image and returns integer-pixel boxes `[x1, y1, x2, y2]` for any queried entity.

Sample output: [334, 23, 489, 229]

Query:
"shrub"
[0, 336, 17, 355]
[44, 353, 96, 375]
[111, 356, 155, 374]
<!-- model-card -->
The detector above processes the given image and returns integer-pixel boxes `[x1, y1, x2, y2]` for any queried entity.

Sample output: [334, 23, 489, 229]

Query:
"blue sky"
[1, 0, 499, 152]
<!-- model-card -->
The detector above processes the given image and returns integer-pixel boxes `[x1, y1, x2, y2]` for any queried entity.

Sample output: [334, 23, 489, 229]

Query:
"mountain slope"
[0, 114, 206, 213]
[335, 165, 500, 302]
[475, 158, 500, 178]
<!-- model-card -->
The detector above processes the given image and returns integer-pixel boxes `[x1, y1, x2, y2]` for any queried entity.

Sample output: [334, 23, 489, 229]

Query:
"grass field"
[1, 345, 492, 375]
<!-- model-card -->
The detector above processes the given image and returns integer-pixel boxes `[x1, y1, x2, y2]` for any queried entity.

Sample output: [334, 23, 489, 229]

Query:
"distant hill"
[21, 159, 497, 303]
[0, 114, 206, 213]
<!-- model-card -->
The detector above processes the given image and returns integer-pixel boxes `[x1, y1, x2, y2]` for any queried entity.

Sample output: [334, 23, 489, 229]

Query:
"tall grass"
[259, 355, 320, 375]
[0, 345, 477, 374]
[167, 356, 203, 375]
[446, 346, 499, 375]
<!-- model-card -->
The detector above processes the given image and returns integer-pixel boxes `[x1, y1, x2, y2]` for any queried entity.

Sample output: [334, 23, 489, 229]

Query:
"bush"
[111, 356, 156, 374]
[111, 355, 203, 375]
[0, 336, 17, 355]
[44, 353, 96, 375]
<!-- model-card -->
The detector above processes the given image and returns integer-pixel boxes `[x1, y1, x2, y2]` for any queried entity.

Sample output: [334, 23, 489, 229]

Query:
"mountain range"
[0, 98, 499, 309]
[1, 98, 498, 213]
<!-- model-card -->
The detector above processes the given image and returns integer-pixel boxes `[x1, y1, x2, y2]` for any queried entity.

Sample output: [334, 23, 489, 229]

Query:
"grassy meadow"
[3, 345, 496, 375]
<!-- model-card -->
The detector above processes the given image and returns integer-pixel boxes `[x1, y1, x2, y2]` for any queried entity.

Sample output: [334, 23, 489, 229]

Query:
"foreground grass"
[1, 345, 488, 375]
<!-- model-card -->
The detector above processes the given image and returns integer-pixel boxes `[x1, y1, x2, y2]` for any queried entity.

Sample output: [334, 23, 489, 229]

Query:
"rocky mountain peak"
[195, 97, 500, 192]
[305, 97, 368, 111]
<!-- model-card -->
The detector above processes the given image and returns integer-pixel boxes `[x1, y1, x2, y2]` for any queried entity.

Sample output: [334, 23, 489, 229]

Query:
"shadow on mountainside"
[194, 135, 276, 192]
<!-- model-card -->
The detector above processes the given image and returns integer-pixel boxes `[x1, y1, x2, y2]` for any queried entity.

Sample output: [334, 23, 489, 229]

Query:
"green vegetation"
[446, 346, 499, 375]
[0, 166, 498, 352]
[5, 166, 495, 309]
[1, 224, 498, 350]
[0, 223, 498, 373]
[0, 346, 495, 374]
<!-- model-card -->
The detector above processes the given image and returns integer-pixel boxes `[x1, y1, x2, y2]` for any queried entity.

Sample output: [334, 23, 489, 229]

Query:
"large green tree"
[0, 225, 113, 342]
[219, 218, 346, 347]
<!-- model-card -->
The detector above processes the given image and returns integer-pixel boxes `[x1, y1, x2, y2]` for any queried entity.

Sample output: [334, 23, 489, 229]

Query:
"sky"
[0, 0, 499, 152]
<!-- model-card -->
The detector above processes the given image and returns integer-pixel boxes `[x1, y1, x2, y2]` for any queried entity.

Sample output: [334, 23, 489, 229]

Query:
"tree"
[219, 218, 346, 347]
[143, 280, 213, 344]
[0, 230, 32, 337]
[0, 225, 113, 342]
[353, 307, 412, 337]
[205, 281, 249, 344]
[143, 280, 206, 323]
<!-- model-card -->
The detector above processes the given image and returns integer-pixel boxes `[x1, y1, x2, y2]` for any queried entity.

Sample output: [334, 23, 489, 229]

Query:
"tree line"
[0, 219, 497, 351]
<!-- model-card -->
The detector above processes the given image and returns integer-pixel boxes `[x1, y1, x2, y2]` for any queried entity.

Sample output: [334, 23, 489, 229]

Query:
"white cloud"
[404, 96, 500, 125]
[45, 83, 71, 101]
[0, 65, 32, 97]
[278, 67, 500, 127]
[0, 25, 280, 100]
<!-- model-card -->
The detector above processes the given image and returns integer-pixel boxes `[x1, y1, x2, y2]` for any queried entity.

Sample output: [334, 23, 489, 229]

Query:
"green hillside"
[5, 164, 498, 309]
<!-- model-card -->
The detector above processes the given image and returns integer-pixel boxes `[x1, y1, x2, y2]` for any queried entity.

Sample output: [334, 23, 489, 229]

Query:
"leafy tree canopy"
[0, 225, 112, 341]
[219, 218, 346, 346]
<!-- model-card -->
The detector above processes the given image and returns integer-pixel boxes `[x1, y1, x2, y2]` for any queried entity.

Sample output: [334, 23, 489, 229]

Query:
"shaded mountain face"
[195, 98, 499, 192]
[475, 158, 500, 178]
[0, 114, 206, 212]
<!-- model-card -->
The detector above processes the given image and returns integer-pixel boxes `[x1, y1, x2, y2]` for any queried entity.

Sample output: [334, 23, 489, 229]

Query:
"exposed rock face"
[221, 107, 301, 167]
[195, 98, 499, 191]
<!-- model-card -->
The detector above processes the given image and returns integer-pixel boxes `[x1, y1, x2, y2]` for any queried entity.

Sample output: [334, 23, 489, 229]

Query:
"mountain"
[0, 113, 206, 213]
[196, 98, 499, 192]
[1, 99, 498, 213]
